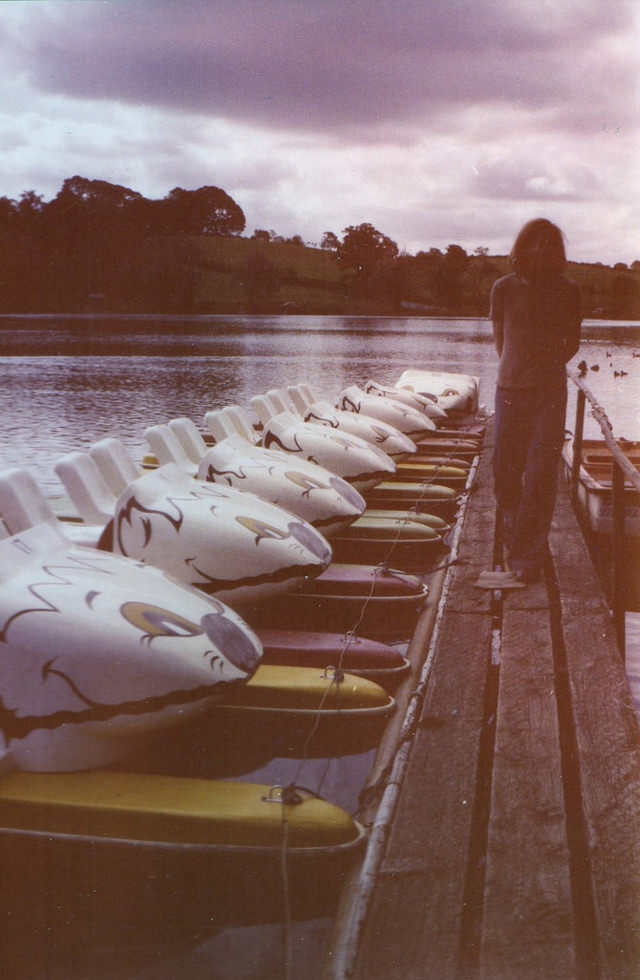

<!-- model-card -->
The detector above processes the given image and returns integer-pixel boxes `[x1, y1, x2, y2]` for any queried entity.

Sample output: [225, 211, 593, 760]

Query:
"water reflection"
[1, 315, 638, 494]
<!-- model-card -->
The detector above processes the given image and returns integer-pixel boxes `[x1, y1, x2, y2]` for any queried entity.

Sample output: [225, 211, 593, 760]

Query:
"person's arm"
[490, 280, 504, 356]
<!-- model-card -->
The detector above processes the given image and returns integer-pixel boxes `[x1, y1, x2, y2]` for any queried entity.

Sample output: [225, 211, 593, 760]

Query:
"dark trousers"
[493, 384, 567, 574]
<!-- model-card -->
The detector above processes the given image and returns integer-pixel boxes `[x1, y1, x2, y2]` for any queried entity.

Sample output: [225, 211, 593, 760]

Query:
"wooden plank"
[352, 609, 492, 980]
[349, 426, 495, 978]
[480, 597, 577, 980]
[550, 482, 640, 978]
[446, 424, 496, 613]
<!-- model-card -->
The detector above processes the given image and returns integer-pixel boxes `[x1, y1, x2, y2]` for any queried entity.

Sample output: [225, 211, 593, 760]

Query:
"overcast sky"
[1, 0, 638, 264]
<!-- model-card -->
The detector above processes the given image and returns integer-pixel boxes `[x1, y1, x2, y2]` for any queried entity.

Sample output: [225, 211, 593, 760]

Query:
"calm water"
[1, 314, 639, 494]
[1, 314, 639, 979]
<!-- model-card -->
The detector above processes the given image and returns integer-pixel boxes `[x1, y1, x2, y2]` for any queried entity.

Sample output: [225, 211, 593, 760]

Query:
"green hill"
[187, 236, 640, 319]
[2, 177, 637, 317]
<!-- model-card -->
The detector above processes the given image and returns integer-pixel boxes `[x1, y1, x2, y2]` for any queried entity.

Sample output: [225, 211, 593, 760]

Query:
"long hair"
[510, 218, 567, 278]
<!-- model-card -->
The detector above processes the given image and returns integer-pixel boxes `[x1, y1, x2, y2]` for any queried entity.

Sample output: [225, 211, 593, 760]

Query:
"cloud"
[8, 0, 638, 131]
[0, 0, 638, 264]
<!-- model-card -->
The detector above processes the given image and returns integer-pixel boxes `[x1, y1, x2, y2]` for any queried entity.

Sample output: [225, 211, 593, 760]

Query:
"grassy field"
[186, 236, 640, 318]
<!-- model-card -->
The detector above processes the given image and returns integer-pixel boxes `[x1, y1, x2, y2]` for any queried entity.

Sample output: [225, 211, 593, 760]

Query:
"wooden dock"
[326, 421, 640, 980]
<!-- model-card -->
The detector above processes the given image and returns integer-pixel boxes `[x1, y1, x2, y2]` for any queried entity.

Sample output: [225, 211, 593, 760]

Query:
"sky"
[0, 0, 638, 265]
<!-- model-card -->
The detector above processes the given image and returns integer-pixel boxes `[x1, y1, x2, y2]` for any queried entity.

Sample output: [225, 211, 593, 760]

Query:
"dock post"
[611, 459, 626, 657]
[570, 388, 585, 504]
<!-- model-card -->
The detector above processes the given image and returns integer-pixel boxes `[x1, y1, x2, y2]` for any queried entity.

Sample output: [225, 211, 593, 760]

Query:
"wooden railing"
[566, 369, 640, 656]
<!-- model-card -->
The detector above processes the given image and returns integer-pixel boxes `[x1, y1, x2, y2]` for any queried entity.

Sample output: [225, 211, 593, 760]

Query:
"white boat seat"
[250, 394, 277, 426]
[89, 438, 141, 496]
[54, 453, 117, 525]
[251, 395, 300, 428]
[203, 406, 257, 445]
[144, 424, 197, 476]
[223, 406, 259, 443]
[286, 385, 311, 414]
[266, 389, 295, 415]
[0, 467, 58, 533]
[203, 409, 236, 444]
[168, 417, 209, 464]
[0, 467, 104, 548]
[299, 382, 319, 405]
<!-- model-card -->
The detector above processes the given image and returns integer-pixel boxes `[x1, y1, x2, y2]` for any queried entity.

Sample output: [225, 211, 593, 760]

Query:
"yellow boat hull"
[0, 769, 366, 931]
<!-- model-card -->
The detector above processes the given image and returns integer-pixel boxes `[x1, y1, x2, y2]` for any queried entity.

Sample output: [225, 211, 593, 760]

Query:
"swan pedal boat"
[0, 769, 366, 919]
[143, 419, 459, 547]
[144, 419, 458, 542]
[145, 420, 367, 537]
[63, 428, 447, 576]
[145, 414, 452, 568]
[0, 520, 373, 873]
[0, 469, 397, 726]
[362, 379, 448, 421]
[211, 662, 395, 757]
[391, 461, 470, 489]
[328, 513, 447, 569]
[256, 628, 410, 691]
[364, 480, 461, 516]
[0, 453, 334, 608]
[248, 563, 430, 641]
[395, 369, 480, 415]
[337, 385, 437, 440]
[264, 386, 419, 459]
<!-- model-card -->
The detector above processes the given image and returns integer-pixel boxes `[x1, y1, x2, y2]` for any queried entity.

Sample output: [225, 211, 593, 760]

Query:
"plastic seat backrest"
[145, 424, 197, 475]
[299, 382, 318, 405]
[168, 417, 208, 464]
[286, 385, 310, 414]
[54, 452, 116, 525]
[89, 438, 140, 496]
[203, 409, 236, 444]
[223, 406, 259, 443]
[267, 389, 294, 415]
[366, 379, 424, 409]
[0, 468, 56, 533]
[250, 394, 277, 426]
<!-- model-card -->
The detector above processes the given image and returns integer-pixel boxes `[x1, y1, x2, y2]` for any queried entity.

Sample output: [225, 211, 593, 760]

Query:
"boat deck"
[327, 420, 640, 980]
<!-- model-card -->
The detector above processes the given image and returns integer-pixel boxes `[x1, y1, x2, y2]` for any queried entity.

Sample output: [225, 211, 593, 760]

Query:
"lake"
[1, 314, 639, 495]
[0, 313, 639, 979]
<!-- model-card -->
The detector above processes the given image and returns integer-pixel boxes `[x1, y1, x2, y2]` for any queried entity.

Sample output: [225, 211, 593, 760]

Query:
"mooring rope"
[279, 806, 293, 980]
[266, 414, 484, 977]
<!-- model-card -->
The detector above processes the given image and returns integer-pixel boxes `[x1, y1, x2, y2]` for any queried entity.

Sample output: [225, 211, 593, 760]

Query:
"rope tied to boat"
[279, 799, 293, 980]
[262, 782, 326, 806]
[263, 779, 332, 979]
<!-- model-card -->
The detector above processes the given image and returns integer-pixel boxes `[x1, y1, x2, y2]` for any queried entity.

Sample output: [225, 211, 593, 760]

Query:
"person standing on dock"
[490, 218, 582, 583]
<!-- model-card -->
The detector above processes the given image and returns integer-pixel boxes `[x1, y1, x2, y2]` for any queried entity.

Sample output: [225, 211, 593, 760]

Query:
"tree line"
[0, 176, 637, 317]
[0, 177, 245, 312]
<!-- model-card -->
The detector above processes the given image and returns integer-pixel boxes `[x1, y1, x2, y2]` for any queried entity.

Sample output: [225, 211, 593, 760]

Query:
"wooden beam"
[352, 608, 492, 980]
[349, 428, 496, 980]
[550, 481, 640, 977]
[480, 587, 577, 980]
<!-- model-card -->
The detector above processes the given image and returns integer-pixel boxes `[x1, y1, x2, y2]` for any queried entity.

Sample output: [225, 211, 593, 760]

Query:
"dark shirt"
[490, 272, 582, 388]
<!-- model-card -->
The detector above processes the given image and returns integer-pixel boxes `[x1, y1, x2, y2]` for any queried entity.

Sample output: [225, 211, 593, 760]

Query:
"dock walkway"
[328, 422, 640, 980]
